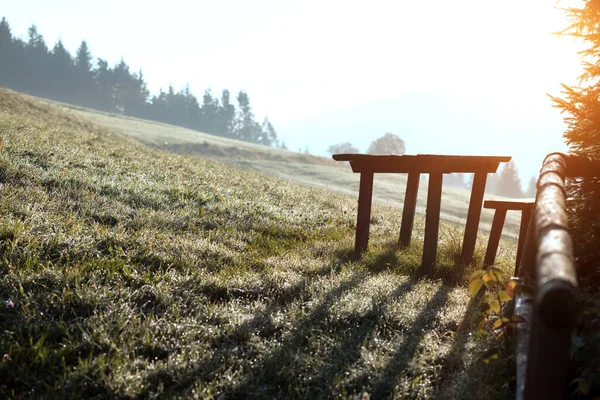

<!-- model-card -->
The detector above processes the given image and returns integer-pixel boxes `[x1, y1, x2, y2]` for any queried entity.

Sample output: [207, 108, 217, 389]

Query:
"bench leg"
[516, 204, 533, 270]
[355, 172, 374, 258]
[422, 173, 443, 272]
[462, 172, 488, 263]
[399, 172, 420, 248]
[484, 208, 507, 267]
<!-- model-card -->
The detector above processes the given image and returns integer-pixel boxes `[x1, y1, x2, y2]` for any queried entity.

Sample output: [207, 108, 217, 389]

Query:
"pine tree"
[551, 1, 600, 273]
[75, 40, 93, 73]
[0, 17, 15, 86]
[234, 91, 261, 143]
[495, 161, 522, 198]
[26, 25, 50, 94]
[218, 89, 236, 137]
[49, 40, 74, 100]
[94, 58, 114, 111]
[73, 40, 94, 106]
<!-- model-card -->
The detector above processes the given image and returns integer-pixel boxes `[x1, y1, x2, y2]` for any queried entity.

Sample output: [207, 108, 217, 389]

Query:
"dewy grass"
[1, 89, 516, 399]
[55, 98, 524, 236]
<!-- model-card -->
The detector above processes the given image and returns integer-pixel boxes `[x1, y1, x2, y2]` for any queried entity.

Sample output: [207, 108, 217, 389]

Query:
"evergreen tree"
[260, 118, 279, 146]
[217, 89, 236, 137]
[0, 17, 281, 148]
[551, 1, 600, 273]
[234, 91, 261, 142]
[199, 89, 220, 133]
[26, 25, 50, 94]
[0, 17, 15, 86]
[74, 40, 94, 106]
[94, 58, 114, 111]
[494, 161, 522, 198]
[49, 40, 74, 100]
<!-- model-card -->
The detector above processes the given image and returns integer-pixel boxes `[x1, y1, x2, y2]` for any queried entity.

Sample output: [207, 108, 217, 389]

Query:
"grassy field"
[1, 89, 517, 399]
[53, 101, 524, 237]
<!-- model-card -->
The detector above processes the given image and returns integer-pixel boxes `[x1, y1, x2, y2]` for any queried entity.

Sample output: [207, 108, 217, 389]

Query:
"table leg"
[516, 204, 533, 270]
[422, 173, 443, 272]
[399, 172, 420, 248]
[462, 172, 488, 263]
[484, 208, 507, 267]
[355, 172, 374, 257]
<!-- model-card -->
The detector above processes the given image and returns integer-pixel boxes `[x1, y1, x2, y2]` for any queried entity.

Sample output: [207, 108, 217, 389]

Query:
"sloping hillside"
[0, 89, 515, 398]
[52, 100, 524, 237]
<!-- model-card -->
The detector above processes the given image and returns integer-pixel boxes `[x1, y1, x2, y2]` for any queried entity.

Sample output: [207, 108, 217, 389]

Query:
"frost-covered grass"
[1, 89, 516, 399]
[54, 99, 524, 237]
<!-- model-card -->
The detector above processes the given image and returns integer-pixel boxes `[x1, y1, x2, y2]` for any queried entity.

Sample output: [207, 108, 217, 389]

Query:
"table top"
[332, 153, 511, 174]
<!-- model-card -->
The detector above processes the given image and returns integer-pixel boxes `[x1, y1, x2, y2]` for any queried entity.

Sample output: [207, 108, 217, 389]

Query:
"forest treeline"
[0, 17, 283, 148]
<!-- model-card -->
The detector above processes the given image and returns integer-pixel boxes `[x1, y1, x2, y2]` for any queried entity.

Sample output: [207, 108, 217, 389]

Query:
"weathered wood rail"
[515, 152, 600, 400]
[332, 154, 511, 270]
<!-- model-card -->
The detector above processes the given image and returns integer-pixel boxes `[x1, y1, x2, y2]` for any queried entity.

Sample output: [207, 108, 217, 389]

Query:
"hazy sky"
[3, 0, 585, 182]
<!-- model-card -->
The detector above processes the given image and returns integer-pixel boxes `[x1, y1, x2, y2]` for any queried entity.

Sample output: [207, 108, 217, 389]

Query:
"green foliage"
[552, 1, 600, 280]
[468, 267, 523, 364]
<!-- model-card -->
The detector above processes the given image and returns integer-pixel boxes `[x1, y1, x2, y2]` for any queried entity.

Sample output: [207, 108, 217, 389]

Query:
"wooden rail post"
[516, 205, 533, 269]
[462, 172, 488, 263]
[355, 172, 374, 257]
[483, 207, 507, 267]
[422, 173, 443, 272]
[399, 172, 420, 248]
[523, 153, 579, 400]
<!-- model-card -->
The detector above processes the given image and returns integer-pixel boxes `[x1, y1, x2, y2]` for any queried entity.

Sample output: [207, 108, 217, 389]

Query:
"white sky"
[2, 0, 586, 182]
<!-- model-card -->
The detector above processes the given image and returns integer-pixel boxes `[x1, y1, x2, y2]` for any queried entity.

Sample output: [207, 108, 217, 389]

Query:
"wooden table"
[333, 154, 511, 271]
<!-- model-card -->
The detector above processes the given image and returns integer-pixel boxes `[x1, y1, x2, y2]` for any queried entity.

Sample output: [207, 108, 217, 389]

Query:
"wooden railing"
[515, 152, 600, 399]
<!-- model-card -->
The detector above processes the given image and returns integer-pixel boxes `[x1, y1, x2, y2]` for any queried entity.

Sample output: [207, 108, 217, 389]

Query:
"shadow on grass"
[368, 284, 450, 397]
[139, 241, 473, 398]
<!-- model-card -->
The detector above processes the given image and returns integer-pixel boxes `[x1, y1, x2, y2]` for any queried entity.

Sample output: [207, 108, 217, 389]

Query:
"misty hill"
[49, 97, 525, 237]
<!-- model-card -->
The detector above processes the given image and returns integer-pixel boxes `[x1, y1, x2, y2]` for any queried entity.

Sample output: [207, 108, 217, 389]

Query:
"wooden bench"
[332, 153, 511, 271]
[483, 199, 534, 272]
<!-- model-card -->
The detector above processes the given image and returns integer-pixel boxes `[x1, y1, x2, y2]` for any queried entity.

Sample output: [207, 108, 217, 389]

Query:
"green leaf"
[498, 291, 511, 302]
[487, 266, 504, 281]
[489, 300, 501, 313]
[469, 278, 484, 297]
[510, 315, 526, 323]
[492, 318, 504, 329]
[469, 270, 487, 282]
[482, 272, 494, 284]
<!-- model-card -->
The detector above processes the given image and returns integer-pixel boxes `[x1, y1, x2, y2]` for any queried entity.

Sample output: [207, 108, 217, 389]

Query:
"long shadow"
[434, 294, 481, 389]
[141, 240, 461, 398]
[138, 259, 350, 397]
[432, 291, 516, 399]
[368, 283, 450, 398]
[223, 272, 367, 398]
[310, 276, 419, 394]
